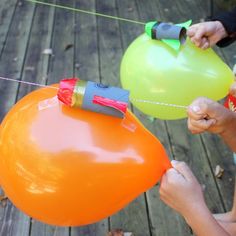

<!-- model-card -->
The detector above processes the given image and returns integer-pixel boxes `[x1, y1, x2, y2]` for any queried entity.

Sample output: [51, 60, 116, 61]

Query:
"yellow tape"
[72, 80, 87, 107]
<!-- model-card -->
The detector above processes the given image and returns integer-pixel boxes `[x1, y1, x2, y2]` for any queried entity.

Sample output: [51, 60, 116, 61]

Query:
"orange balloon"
[0, 85, 170, 226]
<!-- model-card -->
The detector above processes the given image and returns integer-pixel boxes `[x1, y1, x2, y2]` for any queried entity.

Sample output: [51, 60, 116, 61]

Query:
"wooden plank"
[110, 196, 151, 236]
[0, 0, 17, 56]
[18, 1, 56, 99]
[96, 0, 123, 86]
[116, 0, 143, 50]
[0, 1, 35, 235]
[30, 222, 69, 236]
[73, 0, 100, 82]
[28, 0, 73, 235]
[71, 222, 108, 236]
[212, 0, 235, 11]
[0, 0, 35, 120]
[70, 0, 109, 235]
[201, 133, 235, 210]
[47, 0, 74, 84]
[0, 204, 30, 236]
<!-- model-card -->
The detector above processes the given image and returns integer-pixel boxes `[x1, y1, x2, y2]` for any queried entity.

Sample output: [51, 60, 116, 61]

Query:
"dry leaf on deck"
[64, 44, 73, 51]
[214, 165, 224, 178]
[42, 48, 53, 55]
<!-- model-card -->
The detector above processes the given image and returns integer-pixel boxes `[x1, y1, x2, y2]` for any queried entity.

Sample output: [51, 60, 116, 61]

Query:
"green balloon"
[120, 34, 234, 120]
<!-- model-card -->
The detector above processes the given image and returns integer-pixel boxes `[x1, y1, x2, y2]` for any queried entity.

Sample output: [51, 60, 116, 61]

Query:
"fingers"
[200, 37, 210, 49]
[171, 160, 196, 181]
[188, 25, 210, 49]
[161, 168, 180, 184]
[187, 22, 219, 49]
[159, 166, 184, 196]
[188, 97, 225, 121]
[191, 27, 208, 47]
[187, 98, 218, 133]
[188, 117, 216, 134]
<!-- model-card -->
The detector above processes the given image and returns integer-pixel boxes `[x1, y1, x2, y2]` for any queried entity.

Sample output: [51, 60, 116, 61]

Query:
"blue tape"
[82, 81, 130, 118]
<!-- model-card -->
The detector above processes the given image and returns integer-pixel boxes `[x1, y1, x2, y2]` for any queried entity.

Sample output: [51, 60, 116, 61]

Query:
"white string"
[131, 98, 188, 109]
[0, 76, 187, 109]
[0, 76, 58, 90]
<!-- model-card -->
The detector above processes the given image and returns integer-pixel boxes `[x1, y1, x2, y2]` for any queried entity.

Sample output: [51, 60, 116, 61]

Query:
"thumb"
[171, 161, 196, 181]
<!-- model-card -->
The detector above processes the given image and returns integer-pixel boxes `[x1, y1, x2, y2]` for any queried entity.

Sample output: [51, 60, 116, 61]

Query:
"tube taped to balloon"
[57, 78, 130, 118]
[145, 21, 187, 44]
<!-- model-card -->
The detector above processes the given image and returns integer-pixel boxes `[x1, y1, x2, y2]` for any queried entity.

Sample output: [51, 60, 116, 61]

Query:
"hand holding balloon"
[160, 160, 205, 216]
[187, 21, 228, 49]
[187, 97, 235, 134]
[160, 160, 230, 236]
[188, 97, 236, 153]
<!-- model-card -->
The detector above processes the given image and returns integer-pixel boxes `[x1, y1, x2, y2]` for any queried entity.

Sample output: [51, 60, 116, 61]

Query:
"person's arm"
[160, 161, 230, 236]
[184, 204, 230, 236]
[213, 7, 236, 47]
[187, 97, 236, 152]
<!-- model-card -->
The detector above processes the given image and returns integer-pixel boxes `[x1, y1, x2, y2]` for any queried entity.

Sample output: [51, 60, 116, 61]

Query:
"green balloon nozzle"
[145, 21, 158, 38]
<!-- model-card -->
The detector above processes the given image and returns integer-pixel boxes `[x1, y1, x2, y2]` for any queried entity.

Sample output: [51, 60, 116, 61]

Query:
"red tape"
[57, 78, 78, 106]
[93, 95, 128, 114]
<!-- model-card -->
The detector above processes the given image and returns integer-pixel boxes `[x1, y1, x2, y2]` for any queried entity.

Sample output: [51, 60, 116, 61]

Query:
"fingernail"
[191, 105, 201, 113]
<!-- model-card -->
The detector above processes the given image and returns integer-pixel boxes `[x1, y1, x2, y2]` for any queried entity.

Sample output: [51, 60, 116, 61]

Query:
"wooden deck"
[0, 0, 235, 235]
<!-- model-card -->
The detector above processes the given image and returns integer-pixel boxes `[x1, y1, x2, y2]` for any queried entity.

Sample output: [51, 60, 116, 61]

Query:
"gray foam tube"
[154, 23, 186, 44]
[81, 81, 130, 118]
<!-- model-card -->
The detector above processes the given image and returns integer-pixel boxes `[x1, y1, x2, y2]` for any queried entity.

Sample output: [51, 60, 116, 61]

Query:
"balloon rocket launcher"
[56, 21, 193, 117]
[57, 78, 130, 118]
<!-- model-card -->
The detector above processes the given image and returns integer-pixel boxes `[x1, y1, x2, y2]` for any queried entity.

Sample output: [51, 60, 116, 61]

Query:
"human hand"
[187, 21, 228, 49]
[187, 97, 235, 134]
[160, 161, 230, 236]
[159, 161, 206, 217]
